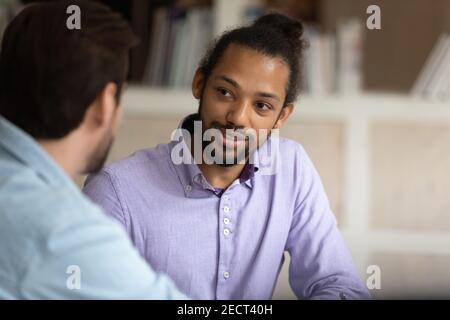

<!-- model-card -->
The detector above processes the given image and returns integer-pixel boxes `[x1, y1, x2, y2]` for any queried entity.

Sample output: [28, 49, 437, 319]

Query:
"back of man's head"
[0, 0, 138, 139]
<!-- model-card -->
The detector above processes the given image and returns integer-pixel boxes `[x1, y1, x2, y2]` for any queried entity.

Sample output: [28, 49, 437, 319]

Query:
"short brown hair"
[0, 0, 138, 138]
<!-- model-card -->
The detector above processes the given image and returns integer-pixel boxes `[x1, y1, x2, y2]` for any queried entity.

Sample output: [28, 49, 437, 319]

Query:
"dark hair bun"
[253, 13, 304, 48]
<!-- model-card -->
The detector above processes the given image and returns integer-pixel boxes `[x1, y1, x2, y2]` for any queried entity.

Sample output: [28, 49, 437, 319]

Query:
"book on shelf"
[411, 33, 450, 101]
[302, 18, 363, 96]
[143, 5, 212, 88]
[336, 18, 363, 94]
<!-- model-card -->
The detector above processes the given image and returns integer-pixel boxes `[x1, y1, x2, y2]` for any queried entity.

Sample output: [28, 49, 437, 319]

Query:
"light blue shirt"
[0, 116, 187, 299]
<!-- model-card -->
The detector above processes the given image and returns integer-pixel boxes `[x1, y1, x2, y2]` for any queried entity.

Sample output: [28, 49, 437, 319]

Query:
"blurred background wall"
[3, 0, 450, 299]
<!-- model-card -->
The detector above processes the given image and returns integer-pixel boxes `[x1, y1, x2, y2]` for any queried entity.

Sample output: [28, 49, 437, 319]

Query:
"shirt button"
[223, 206, 230, 213]
[223, 218, 230, 225]
[185, 185, 192, 192]
[223, 271, 230, 279]
[223, 195, 229, 201]
[223, 228, 230, 236]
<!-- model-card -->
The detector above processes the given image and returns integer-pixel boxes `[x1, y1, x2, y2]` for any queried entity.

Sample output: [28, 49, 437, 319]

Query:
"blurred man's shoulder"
[102, 143, 173, 177]
[0, 157, 106, 280]
[0, 157, 100, 230]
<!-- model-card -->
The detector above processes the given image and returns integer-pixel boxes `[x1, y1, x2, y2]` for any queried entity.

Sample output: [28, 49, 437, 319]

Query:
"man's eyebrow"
[215, 75, 240, 89]
[215, 75, 281, 102]
[256, 91, 281, 102]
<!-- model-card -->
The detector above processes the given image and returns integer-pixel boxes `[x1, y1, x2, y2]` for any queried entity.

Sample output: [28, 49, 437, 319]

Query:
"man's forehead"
[217, 43, 287, 71]
[211, 44, 289, 94]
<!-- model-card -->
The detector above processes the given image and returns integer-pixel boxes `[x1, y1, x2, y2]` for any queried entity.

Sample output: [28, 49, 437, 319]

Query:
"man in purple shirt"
[84, 13, 370, 300]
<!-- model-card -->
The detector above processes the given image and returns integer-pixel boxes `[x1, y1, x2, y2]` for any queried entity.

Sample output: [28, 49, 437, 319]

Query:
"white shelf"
[122, 86, 450, 122]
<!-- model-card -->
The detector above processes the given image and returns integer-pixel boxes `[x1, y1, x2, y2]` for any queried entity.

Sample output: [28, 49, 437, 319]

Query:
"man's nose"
[225, 99, 250, 128]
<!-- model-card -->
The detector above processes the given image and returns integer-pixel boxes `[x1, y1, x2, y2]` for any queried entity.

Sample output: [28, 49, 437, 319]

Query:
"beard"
[83, 134, 114, 174]
[201, 123, 251, 167]
[198, 99, 255, 167]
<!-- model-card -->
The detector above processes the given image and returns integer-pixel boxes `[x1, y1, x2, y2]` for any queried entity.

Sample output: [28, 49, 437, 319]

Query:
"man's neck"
[38, 138, 81, 181]
[198, 161, 245, 189]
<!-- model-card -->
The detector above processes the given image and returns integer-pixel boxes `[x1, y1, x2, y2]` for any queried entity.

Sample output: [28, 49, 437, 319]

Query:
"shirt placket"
[215, 181, 239, 299]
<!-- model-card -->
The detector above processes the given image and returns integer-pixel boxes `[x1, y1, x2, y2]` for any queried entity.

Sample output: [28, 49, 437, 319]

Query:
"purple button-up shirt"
[83, 114, 370, 300]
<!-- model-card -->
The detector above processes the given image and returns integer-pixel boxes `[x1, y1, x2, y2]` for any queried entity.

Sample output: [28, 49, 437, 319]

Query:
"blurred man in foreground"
[0, 0, 186, 299]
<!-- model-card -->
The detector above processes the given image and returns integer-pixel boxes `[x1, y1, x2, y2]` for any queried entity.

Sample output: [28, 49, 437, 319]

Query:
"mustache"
[210, 121, 243, 131]
[211, 122, 249, 141]
[210, 122, 248, 138]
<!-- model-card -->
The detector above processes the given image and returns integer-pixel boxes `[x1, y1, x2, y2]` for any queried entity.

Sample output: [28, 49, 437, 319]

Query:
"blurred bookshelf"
[108, 0, 262, 86]
[105, 0, 450, 104]
[116, 0, 365, 95]
[3, 0, 450, 102]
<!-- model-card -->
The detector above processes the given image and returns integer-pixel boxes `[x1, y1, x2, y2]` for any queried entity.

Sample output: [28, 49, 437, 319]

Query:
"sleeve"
[83, 170, 128, 229]
[285, 146, 371, 300]
[19, 206, 189, 300]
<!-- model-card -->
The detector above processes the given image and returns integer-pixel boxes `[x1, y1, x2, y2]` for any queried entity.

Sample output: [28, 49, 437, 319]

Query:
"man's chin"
[213, 150, 251, 167]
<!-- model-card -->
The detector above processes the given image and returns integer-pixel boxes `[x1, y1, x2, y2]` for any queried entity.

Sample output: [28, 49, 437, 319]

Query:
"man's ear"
[273, 103, 294, 129]
[86, 82, 118, 129]
[192, 68, 205, 100]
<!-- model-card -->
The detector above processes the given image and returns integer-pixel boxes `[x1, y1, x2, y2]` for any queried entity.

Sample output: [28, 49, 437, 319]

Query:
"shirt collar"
[0, 116, 75, 189]
[168, 113, 261, 196]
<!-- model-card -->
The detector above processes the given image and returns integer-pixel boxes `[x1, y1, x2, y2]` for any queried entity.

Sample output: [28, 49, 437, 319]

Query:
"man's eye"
[255, 102, 271, 110]
[217, 88, 231, 97]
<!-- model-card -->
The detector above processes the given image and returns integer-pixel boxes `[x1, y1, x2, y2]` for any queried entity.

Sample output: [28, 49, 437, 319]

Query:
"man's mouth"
[219, 128, 247, 148]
